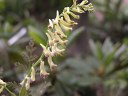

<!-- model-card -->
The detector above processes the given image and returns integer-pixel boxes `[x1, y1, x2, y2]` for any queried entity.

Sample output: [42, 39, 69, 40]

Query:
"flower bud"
[79, 0, 88, 6]
[63, 9, 77, 25]
[48, 30, 55, 38]
[48, 19, 54, 29]
[59, 17, 72, 27]
[63, 12, 72, 23]
[82, 3, 94, 12]
[46, 33, 54, 46]
[69, 11, 80, 19]
[55, 10, 60, 20]
[88, 3, 94, 12]
[71, 7, 84, 13]
[60, 23, 72, 31]
[20, 79, 25, 86]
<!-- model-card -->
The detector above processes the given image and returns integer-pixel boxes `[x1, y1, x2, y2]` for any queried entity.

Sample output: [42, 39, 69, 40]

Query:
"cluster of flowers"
[0, 0, 94, 93]
[19, 0, 94, 90]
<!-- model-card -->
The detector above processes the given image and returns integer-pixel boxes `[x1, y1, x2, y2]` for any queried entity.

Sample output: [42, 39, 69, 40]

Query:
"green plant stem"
[19, 52, 45, 96]
[4, 86, 16, 96]
[28, 53, 45, 76]
[27, 43, 48, 76]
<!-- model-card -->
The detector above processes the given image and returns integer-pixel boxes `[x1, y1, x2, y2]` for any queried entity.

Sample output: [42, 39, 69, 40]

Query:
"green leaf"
[67, 27, 85, 47]
[102, 38, 113, 57]
[96, 42, 104, 61]
[19, 86, 30, 96]
[0, 0, 5, 10]
[104, 49, 116, 66]
[57, 57, 100, 87]
[105, 44, 122, 65]
[28, 26, 46, 45]
[89, 39, 97, 57]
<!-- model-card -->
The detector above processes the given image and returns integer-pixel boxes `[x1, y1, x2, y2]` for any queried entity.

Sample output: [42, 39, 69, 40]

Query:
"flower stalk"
[0, 0, 94, 94]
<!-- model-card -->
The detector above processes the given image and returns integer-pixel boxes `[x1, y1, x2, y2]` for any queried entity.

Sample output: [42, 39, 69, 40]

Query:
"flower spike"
[19, 0, 94, 92]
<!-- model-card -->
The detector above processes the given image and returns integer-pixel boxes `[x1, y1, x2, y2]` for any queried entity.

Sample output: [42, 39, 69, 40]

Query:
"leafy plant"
[0, 0, 94, 96]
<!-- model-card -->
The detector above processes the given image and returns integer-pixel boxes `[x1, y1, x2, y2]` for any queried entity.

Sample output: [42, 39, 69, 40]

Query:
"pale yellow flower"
[40, 61, 49, 78]
[40, 44, 51, 57]
[0, 86, 4, 93]
[54, 33, 68, 46]
[63, 12, 72, 23]
[0, 79, 6, 94]
[25, 77, 31, 90]
[54, 22, 67, 38]
[0, 79, 6, 85]
[79, 0, 88, 6]
[72, 7, 84, 13]
[59, 17, 72, 27]
[51, 43, 65, 56]
[60, 23, 72, 31]
[31, 67, 35, 81]
[46, 33, 54, 46]
[47, 56, 57, 71]
[69, 11, 80, 19]
[48, 19, 54, 29]
[73, 0, 77, 6]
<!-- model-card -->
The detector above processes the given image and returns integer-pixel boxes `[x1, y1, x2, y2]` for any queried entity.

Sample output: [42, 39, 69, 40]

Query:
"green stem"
[19, 53, 45, 96]
[19, 43, 48, 96]
[27, 43, 48, 76]
[27, 53, 45, 76]
[4, 86, 16, 96]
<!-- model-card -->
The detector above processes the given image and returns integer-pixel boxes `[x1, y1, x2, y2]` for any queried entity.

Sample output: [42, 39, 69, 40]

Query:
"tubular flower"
[0, 79, 6, 85]
[20, 75, 30, 87]
[0, 86, 4, 93]
[20, 75, 31, 90]
[59, 17, 72, 27]
[48, 19, 54, 29]
[40, 44, 51, 57]
[46, 33, 54, 46]
[0, 79, 6, 93]
[40, 61, 49, 78]
[51, 43, 65, 56]
[25, 77, 31, 90]
[47, 56, 57, 71]
[40, 0, 94, 72]
[54, 22, 67, 38]
[20, 78, 25, 86]
[30, 67, 36, 81]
